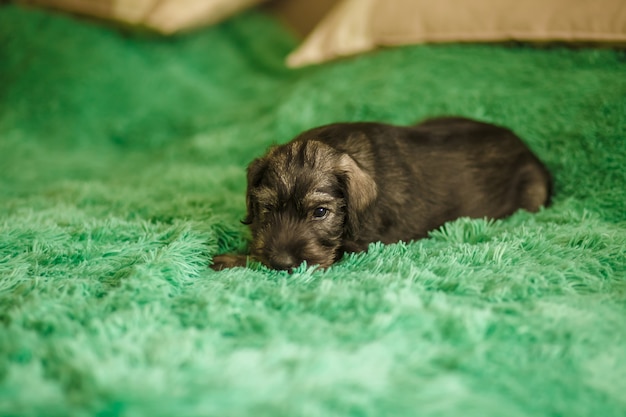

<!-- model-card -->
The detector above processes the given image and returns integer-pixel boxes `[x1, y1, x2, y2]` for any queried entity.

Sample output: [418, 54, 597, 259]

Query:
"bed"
[1, 2, 625, 416]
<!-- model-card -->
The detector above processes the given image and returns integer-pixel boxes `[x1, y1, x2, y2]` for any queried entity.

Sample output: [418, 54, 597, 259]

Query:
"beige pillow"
[18, 0, 265, 34]
[287, 0, 626, 67]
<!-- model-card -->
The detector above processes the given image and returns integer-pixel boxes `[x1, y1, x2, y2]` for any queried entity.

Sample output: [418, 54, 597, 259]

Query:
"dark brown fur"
[211, 117, 552, 271]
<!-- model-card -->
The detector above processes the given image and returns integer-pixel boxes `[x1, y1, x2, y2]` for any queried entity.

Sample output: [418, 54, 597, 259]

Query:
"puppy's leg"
[210, 254, 249, 271]
[514, 163, 552, 212]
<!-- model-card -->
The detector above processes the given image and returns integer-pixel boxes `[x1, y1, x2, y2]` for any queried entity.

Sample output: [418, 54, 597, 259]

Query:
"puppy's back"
[408, 116, 552, 214]
[299, 117, 552, 244]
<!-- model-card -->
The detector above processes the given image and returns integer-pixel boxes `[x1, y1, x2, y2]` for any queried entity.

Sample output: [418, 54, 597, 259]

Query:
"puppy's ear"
[336, 153, 377, 236]
[242, 157, 267, 225]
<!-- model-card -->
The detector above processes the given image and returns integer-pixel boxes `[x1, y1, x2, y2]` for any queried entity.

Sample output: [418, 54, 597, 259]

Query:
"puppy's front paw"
[210, 254, 249, 271]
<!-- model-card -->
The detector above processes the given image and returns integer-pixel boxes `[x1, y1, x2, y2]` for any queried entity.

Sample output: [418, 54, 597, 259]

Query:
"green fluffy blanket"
[1, 5, 625, 416]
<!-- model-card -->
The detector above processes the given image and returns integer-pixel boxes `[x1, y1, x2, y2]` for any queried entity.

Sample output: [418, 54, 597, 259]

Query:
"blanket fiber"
[1, 5, 625, 417]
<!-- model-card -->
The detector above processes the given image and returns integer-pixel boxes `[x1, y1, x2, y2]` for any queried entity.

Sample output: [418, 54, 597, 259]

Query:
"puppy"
[211, 117, 552, 271]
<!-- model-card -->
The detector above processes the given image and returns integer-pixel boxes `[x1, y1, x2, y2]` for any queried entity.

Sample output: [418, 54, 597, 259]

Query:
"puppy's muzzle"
[255, 216, 310, 271]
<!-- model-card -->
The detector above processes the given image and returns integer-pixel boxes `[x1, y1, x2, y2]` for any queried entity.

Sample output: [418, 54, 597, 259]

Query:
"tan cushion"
[18, 0, 265, 34]
[287, 0, 626, 67]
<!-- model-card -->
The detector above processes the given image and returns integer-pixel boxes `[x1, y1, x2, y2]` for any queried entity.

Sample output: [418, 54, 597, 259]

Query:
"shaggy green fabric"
[1, 5, 625, 416]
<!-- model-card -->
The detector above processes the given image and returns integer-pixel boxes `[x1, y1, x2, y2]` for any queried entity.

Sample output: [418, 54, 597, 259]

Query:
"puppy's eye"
[312, 207, 329, 219]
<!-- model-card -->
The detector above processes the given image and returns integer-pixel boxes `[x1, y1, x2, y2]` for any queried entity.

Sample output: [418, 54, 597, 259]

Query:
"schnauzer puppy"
[211, 116, 552, 271]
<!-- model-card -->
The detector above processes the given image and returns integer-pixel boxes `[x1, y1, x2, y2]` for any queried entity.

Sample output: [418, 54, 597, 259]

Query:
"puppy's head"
[243, 138, 377, 270]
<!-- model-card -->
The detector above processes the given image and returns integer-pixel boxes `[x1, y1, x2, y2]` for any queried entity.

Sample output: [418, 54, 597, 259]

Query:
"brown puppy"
[211, 117, 552, 271]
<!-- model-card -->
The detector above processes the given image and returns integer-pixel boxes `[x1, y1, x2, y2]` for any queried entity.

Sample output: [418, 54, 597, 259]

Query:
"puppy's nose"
[269, 253, 299, 271]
